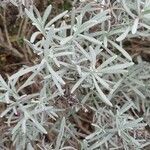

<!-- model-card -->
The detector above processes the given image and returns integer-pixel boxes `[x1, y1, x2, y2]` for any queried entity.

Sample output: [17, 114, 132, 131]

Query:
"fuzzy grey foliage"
[0, 0, 150, 149]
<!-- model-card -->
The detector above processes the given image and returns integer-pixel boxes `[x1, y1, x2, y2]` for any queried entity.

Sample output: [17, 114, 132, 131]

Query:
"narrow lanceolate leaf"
[103, 35, 108, 47]
[78, 20, 98, 33]
[10, 0, 18, 6]
[0, 75, 8, 89]
[92, 76, 112, 106]
[140, 23, 150, 30]
[0, 107, 12, 118]
[122, 0, 135, 18]
[54, 52, 73, 57]
[51, 75, 64, 95]
[74, 41, 91, 60]
[118, 101, 133, 115]
[79, 34, 102, 45]
[12, 121, 22, 135]
[108, 40, 132, 61]
[60, 147, 77, 150]
[25, 8, 41, 30]
[30, 31, 41, 43]
[29, 115, 47, 134]
[89, 46, 96, 66]
[27, 143, 34, 150]
[9, 65, 38, 80]
[97, 55, 117, 70]
[132, 18, 139, 34]
[89, 133, 113, 149]
[55, 117, 66, 150]
[22, 118, 27, 133]
[71, 74, 89, 93]
[42, 5, 52, 25]
[60, 36, 73, 45]
[45, 11, 68, 28]
[116, 27, 130, 41]
[94, 74, 110, 90]
[46, 61, 65, 85]
[100, 62, 134, 73]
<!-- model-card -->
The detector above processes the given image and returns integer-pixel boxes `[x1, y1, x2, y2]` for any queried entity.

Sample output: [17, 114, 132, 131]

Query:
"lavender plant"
[0, 0, 150, 149]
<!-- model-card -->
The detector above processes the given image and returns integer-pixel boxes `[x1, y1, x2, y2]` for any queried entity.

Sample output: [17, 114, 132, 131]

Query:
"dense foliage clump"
[0, 0, 150, 149]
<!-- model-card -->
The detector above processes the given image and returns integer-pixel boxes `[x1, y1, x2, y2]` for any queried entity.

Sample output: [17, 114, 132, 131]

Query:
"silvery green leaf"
[94, 74, 110, 90]
[60, 36, 73, 45]
[25, 39, 41, 54]
[0, 75, 8, 89]
[42, 5, 52, 25]
[76, 65, 82, 75]
[71, 7, 75, 35]
[58, 21, 67, 37]
[127, 83, 145, 99]
[55, 24, 71, 33]
[27, 143, 34, 150]
[18, 61, 45, 92]
[31, 106, 58, 120]
[5, 91, 11, 104]
[17, 81, 35, 93]
[88, 133, 113, 149]
[33, 6, 43, 23]
[81, 93, 91, 104]
[10, 0, 18, 6]
[76, 14, 83, 27]
[22, 118, 26, 133]
[79, 34, 102, 45]
[140, 23, 150, 30]
[108, 40, 132, 61]
[58, 61, 73, 68]
[97, 55, 117, 70]
[85, 129, 102, 140]
[30, 31, 41, 43]
[116, 27, 130, 41]
[125, 118, 145, 129]
[89, 46, 96, 67]
[109, 28, 126, 36]
[53, 57, 61, 67]
[103, 36, 108, 47]
[12, 121, 22, 135]
[60, 147, 77, 150]
[100, 62, 134, 73]
[117, 101, 133, 115]
[9, 65, 38, 81]
[142, 3, 150, 19]
[29, 116, 47, 134]
[132, 18, 139, 34]
[78, 20, 98, 33]
[145, 0, 150, 7]
[54, 52, 73, 57]
[122, 0, 135, 18]
[46, 61, 65, 85]
[74, 41, 91, 60]
[71, 74, 89, 93]
[45, 11, 68, 28]
[25, 7, 44, 33]
[55, 117, 65, 150]
[108, 79, 123, 99]
[121, 131, 141, 147]
[92, 10, 109, 20]
[51, 75, 64, 95]
[0, 107, 12, 118]
[92, 76, 112, 106]
[140, 142, 150, 149]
